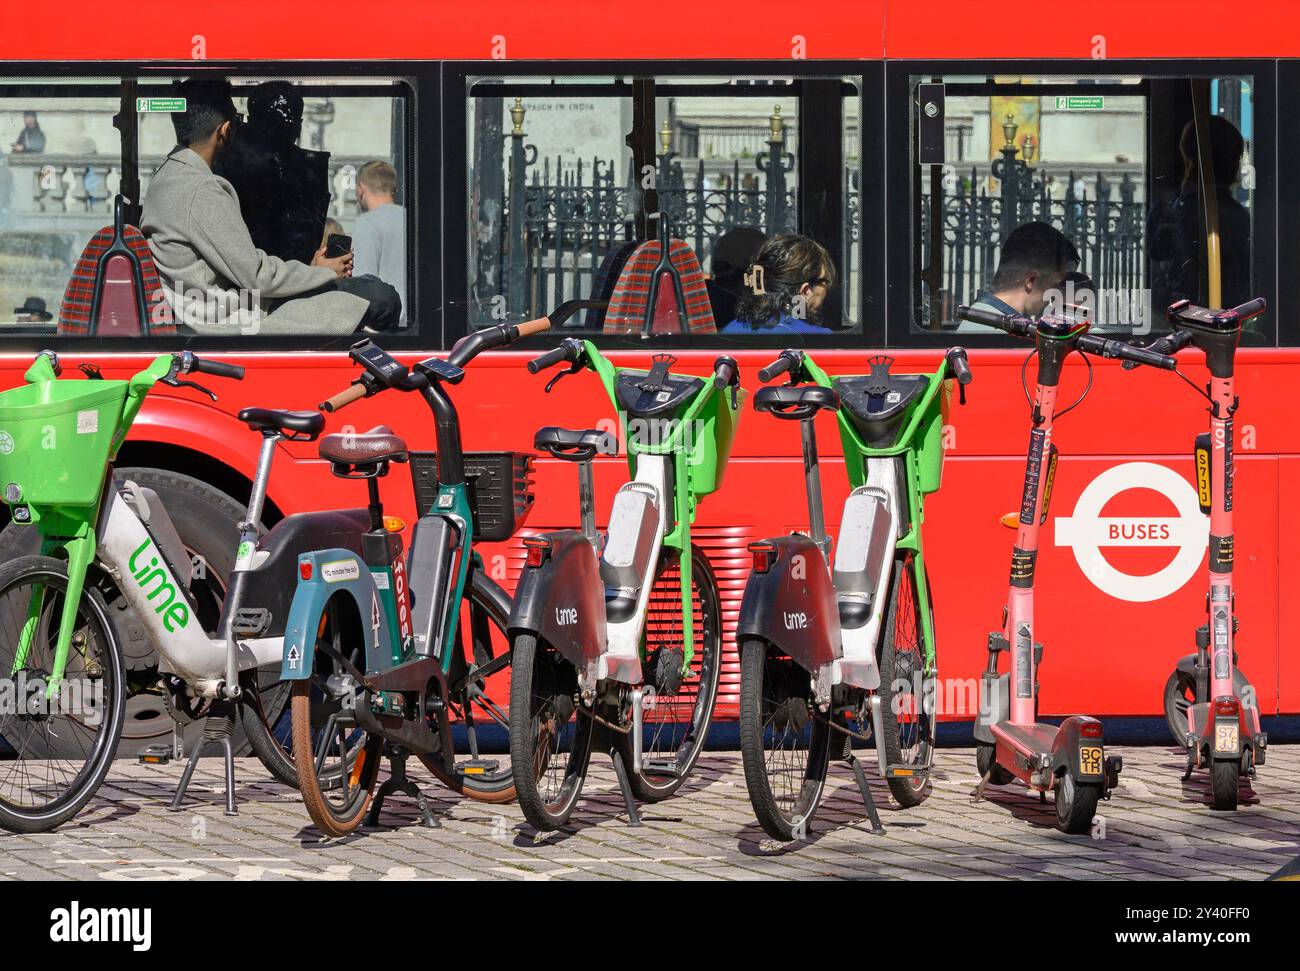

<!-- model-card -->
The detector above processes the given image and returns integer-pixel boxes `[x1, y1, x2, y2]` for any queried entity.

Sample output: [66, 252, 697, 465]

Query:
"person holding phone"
[143, 78, 401, 337]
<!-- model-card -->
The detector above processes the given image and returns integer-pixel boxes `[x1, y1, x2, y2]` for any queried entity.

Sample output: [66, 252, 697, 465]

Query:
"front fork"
[13, 529, 96, 697]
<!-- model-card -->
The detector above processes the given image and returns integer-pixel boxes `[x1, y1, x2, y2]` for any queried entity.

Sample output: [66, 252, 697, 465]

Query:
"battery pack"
[833, 486, 892, 629]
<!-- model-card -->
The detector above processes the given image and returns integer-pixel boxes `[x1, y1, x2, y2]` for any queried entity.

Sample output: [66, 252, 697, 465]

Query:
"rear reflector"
[299, 561, 313, 581]
[1215, 698, 1241, 717]
[1080, 722, 1103, 738]
[523, 536, 551, 568]
[748, 541, 777, 574]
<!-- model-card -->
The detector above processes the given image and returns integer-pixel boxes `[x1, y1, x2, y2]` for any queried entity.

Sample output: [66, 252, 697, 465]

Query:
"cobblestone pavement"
[2, 747, 1297, 880]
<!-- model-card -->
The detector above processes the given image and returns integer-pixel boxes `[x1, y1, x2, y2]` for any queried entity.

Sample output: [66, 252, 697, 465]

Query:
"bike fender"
[280, 548, 390, 680]
[508, 530, 605, 669]
[736, 533, 840, 670]
[1051, 715, 1105, 781]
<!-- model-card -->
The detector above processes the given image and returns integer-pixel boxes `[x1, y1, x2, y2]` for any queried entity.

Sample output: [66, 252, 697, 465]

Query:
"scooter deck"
[990, 722, 1058, 762]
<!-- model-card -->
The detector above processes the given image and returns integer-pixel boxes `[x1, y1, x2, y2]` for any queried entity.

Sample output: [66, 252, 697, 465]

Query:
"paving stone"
[1, 747, 1296, 880]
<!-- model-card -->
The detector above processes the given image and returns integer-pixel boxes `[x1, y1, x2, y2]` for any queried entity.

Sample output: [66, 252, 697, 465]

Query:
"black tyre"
[1163, 669, 1194, 748]
[1054, 771, 1102, 834]
[876, 551, 934, 807]
[1210, 757, 1240, 811]
[289, 595, 382, 837]
[0, 469, 292, 762]
[738, 639, 832, 841]
[615, 545, 723, 803]
[0, 556, 126, 832]
[509, 633, 593, 831]
[976, 741, 1014, 785]
[418, 571, 517, 803]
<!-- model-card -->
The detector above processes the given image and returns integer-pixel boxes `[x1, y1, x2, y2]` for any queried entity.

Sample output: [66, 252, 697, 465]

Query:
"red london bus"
[1, 1, 1297, 754]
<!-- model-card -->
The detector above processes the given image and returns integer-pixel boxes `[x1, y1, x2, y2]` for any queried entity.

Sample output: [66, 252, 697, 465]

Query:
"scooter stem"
[1207, 372, 1235, 701]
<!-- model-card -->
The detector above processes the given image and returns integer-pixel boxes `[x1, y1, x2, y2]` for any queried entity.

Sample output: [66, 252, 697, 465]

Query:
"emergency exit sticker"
[1055, 95, 1104, 111]
[136, 97, 186, 113]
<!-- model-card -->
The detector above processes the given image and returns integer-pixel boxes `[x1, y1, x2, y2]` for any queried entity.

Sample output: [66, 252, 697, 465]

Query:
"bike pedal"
[457, 759, 499, 776]
[884, 764, 927, 780]
[232, 607, 272, 637]
[138, 744, 173, 766]
[640, 758, 683, 779]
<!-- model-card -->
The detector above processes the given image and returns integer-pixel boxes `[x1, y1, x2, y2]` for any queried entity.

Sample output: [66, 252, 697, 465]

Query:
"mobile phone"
[325, 233, 352, 259]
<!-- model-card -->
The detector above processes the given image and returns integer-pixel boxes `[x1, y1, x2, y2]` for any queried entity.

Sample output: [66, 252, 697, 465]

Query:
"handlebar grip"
[190, 357, 245, 380]
[947, 347, 972, 385]
[528, 346, 570, 374]
[320, 382, 368, 413]
[1232, 297, 1268, 322]
[713, 356, 738, 390]
[515, 317, 551, 338]
[1080, 334, 1177, 370]
[759, 356, 793, 383]
[956, 305, 1008, 328]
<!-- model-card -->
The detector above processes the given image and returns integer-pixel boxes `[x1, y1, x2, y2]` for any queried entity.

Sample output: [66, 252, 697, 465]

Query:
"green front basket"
[0, 379, 128, 508]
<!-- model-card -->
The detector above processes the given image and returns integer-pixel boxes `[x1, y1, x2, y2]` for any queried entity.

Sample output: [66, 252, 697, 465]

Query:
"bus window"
[0, 80, 121, 338]
[136, 75, 413, 339]
[466, 72, 863, 338]
[908, 73, 1268, 344]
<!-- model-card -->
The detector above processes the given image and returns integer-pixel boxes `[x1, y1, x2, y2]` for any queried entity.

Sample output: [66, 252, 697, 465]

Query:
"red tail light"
[1215, 698, 1240, 717]
[1080, 722, 1103, 738]
[748, 541, 777, 574]
[299, 561, 313, 581]
[524, 536, 551, 568]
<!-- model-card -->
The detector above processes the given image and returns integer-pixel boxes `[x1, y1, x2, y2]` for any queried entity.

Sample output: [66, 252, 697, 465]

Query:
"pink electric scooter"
[1141, 297, 1269, 811]
[958, 303, 1177, 832]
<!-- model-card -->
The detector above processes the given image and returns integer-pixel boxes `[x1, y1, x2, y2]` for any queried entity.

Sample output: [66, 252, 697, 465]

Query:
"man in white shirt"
[351, 160, 407, 326]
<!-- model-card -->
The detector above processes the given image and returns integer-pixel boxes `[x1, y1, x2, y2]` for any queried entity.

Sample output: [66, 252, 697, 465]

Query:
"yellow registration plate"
[1079, 746, 1103, 775]
[1215, 724, 1239, 753]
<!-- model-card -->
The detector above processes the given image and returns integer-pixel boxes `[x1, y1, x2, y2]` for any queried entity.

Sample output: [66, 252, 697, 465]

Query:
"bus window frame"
[0, 60, 435, 355]
[442, 58, 885, 355]
[883, 58, 1278, 350]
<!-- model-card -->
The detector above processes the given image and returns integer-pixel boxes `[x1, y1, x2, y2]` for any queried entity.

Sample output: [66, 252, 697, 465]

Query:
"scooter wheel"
[1162, 670, 1194, 748]
[1054, 771, 1102, 834]
[1210, 757, 1240, 811]
[976, 742, 1013, 785]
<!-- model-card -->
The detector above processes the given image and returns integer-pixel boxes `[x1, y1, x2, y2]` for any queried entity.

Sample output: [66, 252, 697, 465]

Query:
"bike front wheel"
[876, 551, 935, 807]
[615, 545, 724, 803]
[0, 556, 126, 833]
[738, 639, 832, 841]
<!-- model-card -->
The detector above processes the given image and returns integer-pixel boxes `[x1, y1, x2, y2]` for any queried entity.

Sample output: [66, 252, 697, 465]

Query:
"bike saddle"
[833, 356, 929, 446]
[238, 407, 325, 440]
[753, 385, 840, 420]
[534, 426, 616, 462]
[318, 424, 409, 472]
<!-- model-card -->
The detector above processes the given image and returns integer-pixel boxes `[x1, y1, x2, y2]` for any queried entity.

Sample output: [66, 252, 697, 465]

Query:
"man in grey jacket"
[142, 78, 401, 336]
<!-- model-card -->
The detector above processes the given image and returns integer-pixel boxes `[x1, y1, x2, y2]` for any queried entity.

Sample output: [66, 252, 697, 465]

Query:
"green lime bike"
[508, 340, 743, 830]
[735, 347, 971, 840]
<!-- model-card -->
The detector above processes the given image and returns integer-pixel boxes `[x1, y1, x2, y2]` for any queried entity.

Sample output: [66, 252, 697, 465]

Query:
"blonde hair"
[357, 160, 397, 197]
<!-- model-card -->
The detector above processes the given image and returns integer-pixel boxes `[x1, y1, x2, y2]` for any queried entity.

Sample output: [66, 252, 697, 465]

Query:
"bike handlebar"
[946, 347, 973, 385]
[758, 351, 800, 383]
[528, 343, 576, 374]
[713, 355, 738, 390]
[320, 382, 368, 413]
[187, 356, 245, 380]
[956, 305, 1035, 338]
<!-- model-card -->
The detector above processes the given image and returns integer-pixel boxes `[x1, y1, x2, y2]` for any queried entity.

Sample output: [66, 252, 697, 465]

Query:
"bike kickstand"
[168, 706, 238, 816]
[846, 753, 885, 835]
[609, 747, 642, 827]
[367, 747, 439, 829]
[970, 771, 991, 805]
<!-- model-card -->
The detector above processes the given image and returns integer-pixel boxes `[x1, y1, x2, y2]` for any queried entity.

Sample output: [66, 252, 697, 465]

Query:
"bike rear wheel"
[0, 556, 126, 833]
[289, 597, 383, 837]
[615, 545, 723, 802]
[738, 639, 832, 841]
[508, 633, 593, 831]
[876, 551, 934, 807]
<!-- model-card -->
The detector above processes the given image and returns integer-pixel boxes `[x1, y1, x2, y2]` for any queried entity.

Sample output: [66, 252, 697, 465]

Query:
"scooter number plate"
[1079, 746, 1102, 776]
[1215, 724, 1239, 753]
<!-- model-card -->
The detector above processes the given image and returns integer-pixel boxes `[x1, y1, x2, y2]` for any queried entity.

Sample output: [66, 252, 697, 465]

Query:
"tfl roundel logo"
[1054, 462, 1208, 603]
